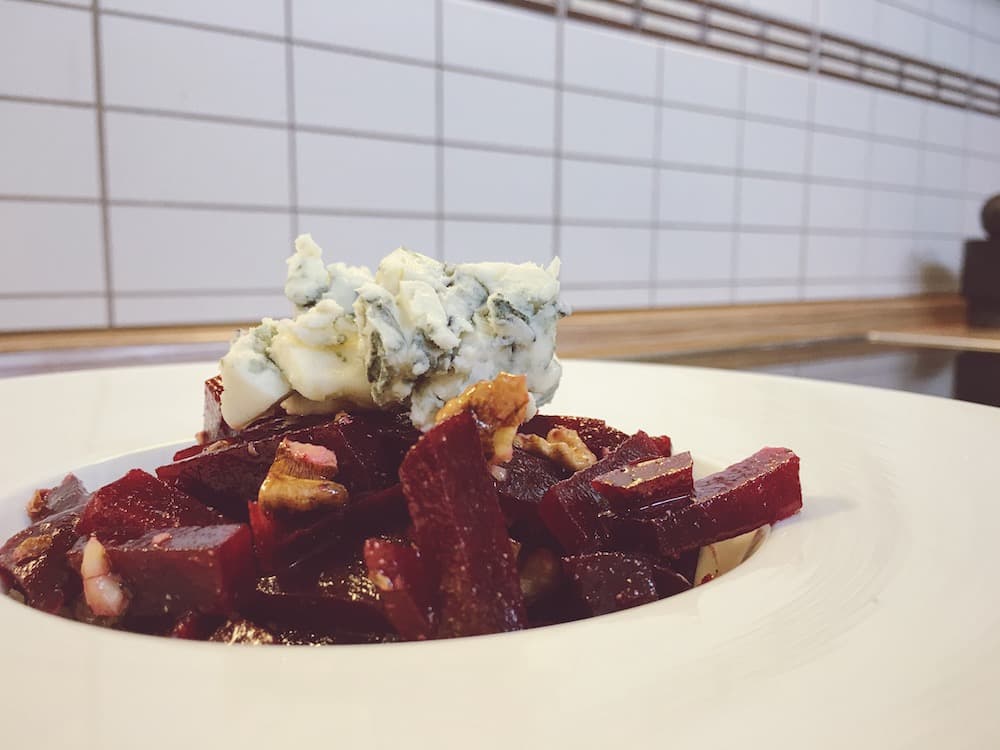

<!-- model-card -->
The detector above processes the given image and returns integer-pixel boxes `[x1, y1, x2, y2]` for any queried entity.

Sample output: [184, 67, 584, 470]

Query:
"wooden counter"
[0, 293, 992, 360]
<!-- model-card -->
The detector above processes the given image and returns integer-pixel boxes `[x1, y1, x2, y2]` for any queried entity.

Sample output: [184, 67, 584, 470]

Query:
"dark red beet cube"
[70, 524, 255, 617]
[521, 415, 628, 457]
[562, 552, 659, 616]
[603, 447, 802, 558]
[495, 447, 571, 525]
[400, 410, 526, 638]
[591, 451, 693, 513]
[26, 474, 89, 523]
[249, 550, 390, 634]
[78, 469, 226, 542]
[363, 537, 435, 641]
[0, 504, 83, 613]
[247, 501, 345, 573]
[538, 432, 664, 554]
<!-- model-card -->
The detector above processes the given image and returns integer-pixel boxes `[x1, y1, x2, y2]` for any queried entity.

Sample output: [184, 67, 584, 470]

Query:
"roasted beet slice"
[78, 469, 226, 542]
[0, 505, 83, 613]
[538, 432, 664, 554]
[247, 501, 345, 573]
[400, 410, 526, 638]
[68, 524, 255, 617]
[26, 474, 89, 523]
[249, 551, 390, 634]
[158, 412, 417, 520]
[495, 447, 571, 525]
[363, 537, 435, 641]
[603, 447, 802, 558]
[521, 414, 628, 457]
[562, 552, 659, 616]
[591, 452, 694, 514]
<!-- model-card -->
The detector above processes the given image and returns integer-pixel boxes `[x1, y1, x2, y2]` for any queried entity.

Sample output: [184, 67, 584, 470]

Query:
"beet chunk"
[538, 432, 664, 554]
[69, 524, 255, 617]
[249, 550, 390, 634]
[78, 469, 226, 542]
[495, 447, 571, 525]
[562, 552, 660, 616]
[158, 411, 417, 520]
[400, 410, 526, 638]
[364, 537, 435, 641]
[603, 447, 802, 558]
[0, 504, 83, 613]
[26, 474, 89, 523]
[521, 415, 628, 457]
[591, 452, 693, 514]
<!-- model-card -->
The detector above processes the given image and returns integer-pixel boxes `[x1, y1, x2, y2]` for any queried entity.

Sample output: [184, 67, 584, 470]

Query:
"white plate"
[1, 359, 998, 749]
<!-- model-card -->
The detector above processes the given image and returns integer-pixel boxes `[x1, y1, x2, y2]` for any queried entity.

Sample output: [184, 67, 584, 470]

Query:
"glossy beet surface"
[78, 469, 226, 542]
[592, 451, 694, 513]
[602, 447, 802, 558]
[400, 411, 526, 638]
[538, 432, 666, 554]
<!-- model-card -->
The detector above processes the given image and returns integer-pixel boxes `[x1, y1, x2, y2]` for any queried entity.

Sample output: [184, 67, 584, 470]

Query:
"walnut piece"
[514, 427, 597, 472]
[11, 534, 53, 564]
[258, 438, 349, 513]
[435, 372, 531, 465]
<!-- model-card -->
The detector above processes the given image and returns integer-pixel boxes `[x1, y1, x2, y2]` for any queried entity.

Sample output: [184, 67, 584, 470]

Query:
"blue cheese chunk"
[219, 321, 292, 429]
[220, 236, 567, 431]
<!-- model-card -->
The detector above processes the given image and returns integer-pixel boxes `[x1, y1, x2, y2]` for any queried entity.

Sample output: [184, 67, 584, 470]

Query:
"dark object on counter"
[962, 194, 1000, 328]
[954, 351, 1000, 408]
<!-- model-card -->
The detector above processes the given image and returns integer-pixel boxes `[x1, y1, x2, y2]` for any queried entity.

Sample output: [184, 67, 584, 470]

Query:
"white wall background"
[0, 0, 998, 331]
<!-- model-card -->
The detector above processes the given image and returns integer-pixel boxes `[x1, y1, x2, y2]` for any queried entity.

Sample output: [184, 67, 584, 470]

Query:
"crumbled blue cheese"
[220, 235, 568, 431]
[219, 321, 292, 429]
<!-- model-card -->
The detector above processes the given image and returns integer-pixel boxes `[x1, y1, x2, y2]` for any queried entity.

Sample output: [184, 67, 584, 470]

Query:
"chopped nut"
[26, 489, 49, 520]
[258, 438, 349, 513]
[151, 532, 172, 546]
[435, 372, 530, 465]
[11, 534, 53, 564]
[514, 427, 597, 472]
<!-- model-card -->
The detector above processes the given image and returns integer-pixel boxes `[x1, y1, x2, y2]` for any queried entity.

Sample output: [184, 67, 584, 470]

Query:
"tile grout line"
[283, 0, 299, 239]
[797, 0, 820, 298]
[434, 0, 445, 261]
[648, 46, 664, 307]
[89, 0, 115, 327]
[551, 0, 568, 266]
[729, 61, 748, 304]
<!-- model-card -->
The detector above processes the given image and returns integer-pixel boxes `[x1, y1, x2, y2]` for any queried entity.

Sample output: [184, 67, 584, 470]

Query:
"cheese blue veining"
[219, 234, 569, 431]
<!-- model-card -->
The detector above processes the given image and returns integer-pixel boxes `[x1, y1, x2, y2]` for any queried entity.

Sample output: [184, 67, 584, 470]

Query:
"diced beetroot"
[400, 410, 526, 638]
[0, 506, 82, 613]
[591, 452, 694, 513]
[647, 558, 693, 599]
[200, 375, 235, 444]
[495, 447, 571, 525]
[247, 501, 345, 573]
[537, 432, 664, 554]
[78, 469, 226, 542]
[562, 552, 659, 616]
[26, 474, 89, 523]
[521, 415, 628, 457]
[343, 484, 409, 538]
[169, 611, 224, 640]
[602, 447, 802, 558]
[363, 537, 435, 641]
[68, 524, 255, 617]
[158, 411, 417, 520]
[248, 550, 390, 634]
[650, 434, 673, 457]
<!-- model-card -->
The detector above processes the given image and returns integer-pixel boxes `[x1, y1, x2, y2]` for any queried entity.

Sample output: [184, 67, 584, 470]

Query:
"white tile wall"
[102, 16, 287, 121]
[295, 0, 436, 61]
[0, 0, 998, 332]
[0, 1, 93, 102]
[445, 148, 553, 218]
[295, 47, 436, 137]
[0, 101, 100, 198]
[562, 92, 656, 160]
[298, 133, 434, 211]
[445, 73, 554, 149]
[105, 112, 289, 204]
